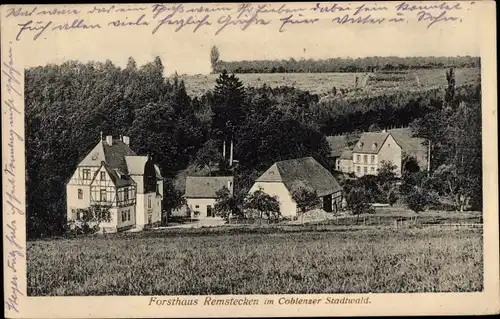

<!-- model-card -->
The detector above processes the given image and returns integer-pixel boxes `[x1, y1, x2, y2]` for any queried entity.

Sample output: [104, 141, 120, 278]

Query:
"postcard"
[2, 1, 499, 318]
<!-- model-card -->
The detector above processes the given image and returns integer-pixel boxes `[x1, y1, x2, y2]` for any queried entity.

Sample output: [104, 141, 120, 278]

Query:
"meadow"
[179, 68, 480, 97]
[27, 225, 483, 296]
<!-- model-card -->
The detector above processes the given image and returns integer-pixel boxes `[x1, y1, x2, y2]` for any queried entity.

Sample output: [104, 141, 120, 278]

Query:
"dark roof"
[102, 140, 137, 174]
[185, 176, 234, 198]
[256, 157, 342, 197]
[103, 164, 134, 187]
[79, 139, 137, 174]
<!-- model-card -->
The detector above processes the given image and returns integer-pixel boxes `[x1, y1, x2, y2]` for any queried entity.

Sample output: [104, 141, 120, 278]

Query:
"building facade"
[185, 176, 234, 219]
[335, 131, 402, 178]
[351, 132, 402, 177]
[66, 135, 163, 233]
[250, 157, 343, 218]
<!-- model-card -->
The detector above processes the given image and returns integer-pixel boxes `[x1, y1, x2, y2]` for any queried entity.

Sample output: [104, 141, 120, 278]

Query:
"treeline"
[26, 59, 482, 239]
[213, 56, 480, 74]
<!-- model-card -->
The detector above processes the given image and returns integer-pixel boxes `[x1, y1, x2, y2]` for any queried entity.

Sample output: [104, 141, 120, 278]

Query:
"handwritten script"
[3, 2, 471, 41]
[3, 41, 25, 313]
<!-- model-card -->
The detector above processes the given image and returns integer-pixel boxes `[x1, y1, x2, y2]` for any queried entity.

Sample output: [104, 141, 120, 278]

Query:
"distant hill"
[214, 56, 480, 74]
[180, 67, 480, 97]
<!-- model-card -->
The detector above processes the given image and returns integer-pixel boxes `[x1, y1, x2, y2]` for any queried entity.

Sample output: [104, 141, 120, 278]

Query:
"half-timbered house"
[66, 135, 163, 232]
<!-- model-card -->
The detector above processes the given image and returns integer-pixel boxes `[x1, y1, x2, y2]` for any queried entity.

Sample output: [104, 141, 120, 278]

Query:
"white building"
[185, 176, 234, 218]
[66, 135, 163, 232]
[350, 131, 402, 177]
[249, 157, 343, 218]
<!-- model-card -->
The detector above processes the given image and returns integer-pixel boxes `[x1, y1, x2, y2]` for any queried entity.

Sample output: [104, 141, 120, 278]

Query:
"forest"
[210, 53, 480, 74]
[25, 57, 482, 238]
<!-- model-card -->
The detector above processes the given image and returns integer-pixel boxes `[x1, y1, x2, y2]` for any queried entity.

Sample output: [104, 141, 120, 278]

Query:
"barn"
[249, 157, 343, 218]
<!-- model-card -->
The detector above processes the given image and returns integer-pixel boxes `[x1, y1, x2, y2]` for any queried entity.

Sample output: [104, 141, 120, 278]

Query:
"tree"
[162, 179, 185, 223]
[126, 56, 137, 70]
[211, 71, 246, 143]
[70, 204, 112, 235]
[444, 68, 456, 108]
[213, 186, 241, 221]
[194, 139, 223, 175]
[403, 186, 428, 215]
[377, 160, 398, 182]
[345, 184, 373, 222]
[432, 164, 470, 211]
[291, 183, 320, 223]
[377, 160, 398, 203]
[210, 46, 221, 74]
[388, 187, 399, 206]
[402, 154, 420, 175]
[244, 189, 281, 223]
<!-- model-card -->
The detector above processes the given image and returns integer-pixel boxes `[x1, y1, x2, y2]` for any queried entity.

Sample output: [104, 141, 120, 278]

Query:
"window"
[148, 196, 152, 209]
[364, 155, 368, 163]
[371, 155, 375, 164]
[356, 166, 360, 173]
[76, 210, 81, 220]
[82, 169, 91, 180]
[78, 189, 83, 199]
[371, 167, 375, 173]
[195, 205, 199, 209]
[100, 189, 107, 202]
[364, 166, 368, 174]
[388, 143, 391, 148]
[122, 210, 131, 222]
[100, 171, 106, 180]
[124, 187, 129, 201]
[356, 155, 361, 163]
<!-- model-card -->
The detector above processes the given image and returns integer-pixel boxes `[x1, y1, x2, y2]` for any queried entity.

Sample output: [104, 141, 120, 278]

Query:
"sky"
[7, 2, 484, 75]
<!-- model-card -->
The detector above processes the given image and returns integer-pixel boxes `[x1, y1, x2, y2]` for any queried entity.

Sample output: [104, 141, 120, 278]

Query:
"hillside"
[179, 68, 480, 97]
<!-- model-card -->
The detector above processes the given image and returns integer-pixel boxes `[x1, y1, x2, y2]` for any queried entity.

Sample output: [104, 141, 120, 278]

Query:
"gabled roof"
[388, 128, 428, 167]
[353, 132, 401, 154]
[125, 156, 163, 179]
[339, 149, 353, 160]
[185, 176, 234, 198]
[256, 157, 342, 197]
[388, 128, 427, 153]
[78, 139, 137, 174]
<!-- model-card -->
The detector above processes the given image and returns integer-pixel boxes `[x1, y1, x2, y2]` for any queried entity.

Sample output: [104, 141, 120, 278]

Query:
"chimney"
[122, 136, 130, 146]
[106, 135, 113, 146]
[229, 139, 234, 167]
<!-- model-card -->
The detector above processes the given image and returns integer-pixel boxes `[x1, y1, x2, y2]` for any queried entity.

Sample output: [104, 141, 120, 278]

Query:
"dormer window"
[358, 142, 364, 149]
[372, 143, 377, 150]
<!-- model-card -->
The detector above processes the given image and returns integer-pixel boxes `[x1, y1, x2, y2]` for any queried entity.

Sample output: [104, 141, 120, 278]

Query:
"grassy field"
[28, 225, 483, 296]
[179, 68, 480, 97]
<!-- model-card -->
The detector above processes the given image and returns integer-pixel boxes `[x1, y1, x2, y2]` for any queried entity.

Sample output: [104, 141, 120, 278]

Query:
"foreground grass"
[27, 227, 483, 296]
